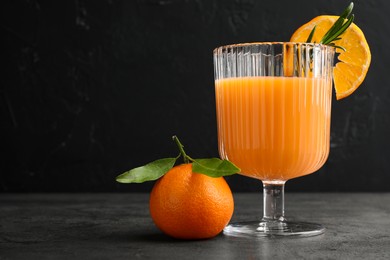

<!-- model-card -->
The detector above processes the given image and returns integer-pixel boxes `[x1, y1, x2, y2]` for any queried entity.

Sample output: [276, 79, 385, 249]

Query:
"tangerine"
[149, 163, 234, 240]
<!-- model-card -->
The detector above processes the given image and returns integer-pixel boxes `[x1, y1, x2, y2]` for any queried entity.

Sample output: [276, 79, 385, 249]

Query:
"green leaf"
[321, 2, 353, 42]
[322, 14, 354, 45]
[192, 158, 240, 178]
[116, 158, 177, 183]
[306, 25, 317, 43]
[305, 2, 355, 51]
[327, 42, 346, 51]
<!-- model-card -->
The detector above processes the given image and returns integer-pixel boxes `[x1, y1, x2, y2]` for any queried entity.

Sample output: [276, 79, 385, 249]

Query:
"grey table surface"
[1, 193, 390, 260]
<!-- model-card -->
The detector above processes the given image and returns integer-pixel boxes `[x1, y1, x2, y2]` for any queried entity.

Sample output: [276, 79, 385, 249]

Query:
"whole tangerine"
[149, 163, 234, 240]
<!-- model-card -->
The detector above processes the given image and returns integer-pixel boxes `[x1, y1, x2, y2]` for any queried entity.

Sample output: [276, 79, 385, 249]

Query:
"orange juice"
[215, 76, 332, 181]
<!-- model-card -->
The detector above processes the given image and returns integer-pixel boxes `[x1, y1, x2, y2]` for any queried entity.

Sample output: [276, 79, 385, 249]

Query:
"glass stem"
[262, 182, 286, 222]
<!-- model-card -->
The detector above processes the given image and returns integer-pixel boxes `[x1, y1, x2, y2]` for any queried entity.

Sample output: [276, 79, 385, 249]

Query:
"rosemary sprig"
[306, 2, 354, 51]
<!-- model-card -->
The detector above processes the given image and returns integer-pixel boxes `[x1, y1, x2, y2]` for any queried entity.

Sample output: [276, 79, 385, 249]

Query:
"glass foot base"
[223, 220, 325, 237]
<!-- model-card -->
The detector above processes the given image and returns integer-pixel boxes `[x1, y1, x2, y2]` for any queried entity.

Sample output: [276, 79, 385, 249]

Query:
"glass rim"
[213, 42, 335, 53]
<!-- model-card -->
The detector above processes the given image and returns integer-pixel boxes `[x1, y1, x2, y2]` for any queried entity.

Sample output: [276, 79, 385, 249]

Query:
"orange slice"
[290, 15, 371, 100]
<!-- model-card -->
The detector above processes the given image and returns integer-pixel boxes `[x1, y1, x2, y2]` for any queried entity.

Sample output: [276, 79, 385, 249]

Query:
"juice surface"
[215, 76, 332, 181]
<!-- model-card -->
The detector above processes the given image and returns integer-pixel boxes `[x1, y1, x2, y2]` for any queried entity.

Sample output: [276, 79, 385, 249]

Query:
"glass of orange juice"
[214, 42, 335, 237]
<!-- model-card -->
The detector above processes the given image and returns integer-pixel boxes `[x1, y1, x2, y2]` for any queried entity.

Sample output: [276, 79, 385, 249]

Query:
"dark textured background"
[1, 0, 389, 192]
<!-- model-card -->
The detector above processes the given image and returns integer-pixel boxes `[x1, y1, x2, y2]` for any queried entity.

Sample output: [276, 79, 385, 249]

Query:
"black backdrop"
[1, 0, 389, 192]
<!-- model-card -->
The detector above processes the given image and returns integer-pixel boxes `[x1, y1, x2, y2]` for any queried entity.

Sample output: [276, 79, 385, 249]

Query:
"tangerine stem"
[172, 136, 191, 164]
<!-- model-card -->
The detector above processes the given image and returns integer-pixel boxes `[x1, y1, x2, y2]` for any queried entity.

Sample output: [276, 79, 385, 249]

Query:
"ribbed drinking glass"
[214, 42, 335, 237]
